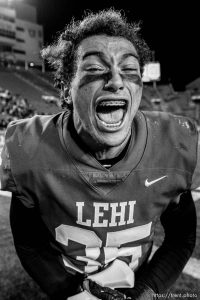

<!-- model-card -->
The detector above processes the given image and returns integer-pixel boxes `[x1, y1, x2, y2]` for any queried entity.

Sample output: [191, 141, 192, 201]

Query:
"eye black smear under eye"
[79, 73, 142, 88]
[122, 74, 142, 86]
[79, 74, 110, 88]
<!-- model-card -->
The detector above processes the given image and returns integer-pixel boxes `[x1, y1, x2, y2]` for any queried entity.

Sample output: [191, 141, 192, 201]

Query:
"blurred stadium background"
[0, 0, 200, 299]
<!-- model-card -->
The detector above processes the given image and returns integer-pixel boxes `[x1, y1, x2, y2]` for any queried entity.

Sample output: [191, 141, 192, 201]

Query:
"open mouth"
[96, 99, 128, 128]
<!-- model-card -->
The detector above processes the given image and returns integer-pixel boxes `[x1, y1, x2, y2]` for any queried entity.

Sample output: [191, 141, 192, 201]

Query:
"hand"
[83, 279, 127, 300]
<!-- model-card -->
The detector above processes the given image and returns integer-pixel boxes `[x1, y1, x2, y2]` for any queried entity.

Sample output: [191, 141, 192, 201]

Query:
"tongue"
[97, 108, 124, 124]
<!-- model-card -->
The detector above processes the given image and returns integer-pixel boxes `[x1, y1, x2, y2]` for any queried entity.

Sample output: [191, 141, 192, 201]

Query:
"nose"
[104, 69, 124, 92]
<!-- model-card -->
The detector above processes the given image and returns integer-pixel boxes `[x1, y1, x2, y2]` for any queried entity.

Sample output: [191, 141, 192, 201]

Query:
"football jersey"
[1, 110, 199, 275]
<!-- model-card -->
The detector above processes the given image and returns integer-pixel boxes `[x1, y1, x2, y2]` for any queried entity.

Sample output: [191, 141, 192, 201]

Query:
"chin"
[95, 129, 130, 148]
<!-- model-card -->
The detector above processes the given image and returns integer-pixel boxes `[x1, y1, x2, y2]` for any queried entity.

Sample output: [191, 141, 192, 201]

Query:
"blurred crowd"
[0, 87, 37, 129]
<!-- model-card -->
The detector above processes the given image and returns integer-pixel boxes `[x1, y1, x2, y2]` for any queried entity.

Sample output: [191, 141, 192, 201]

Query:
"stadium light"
[142, 62, 161, 82]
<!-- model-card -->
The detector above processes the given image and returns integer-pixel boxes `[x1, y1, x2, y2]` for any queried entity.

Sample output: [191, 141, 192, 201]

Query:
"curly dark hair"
[41, 9, 151, 108]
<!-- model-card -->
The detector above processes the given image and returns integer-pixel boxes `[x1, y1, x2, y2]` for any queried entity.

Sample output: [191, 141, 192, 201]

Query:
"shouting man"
[0, 9, 198, 300]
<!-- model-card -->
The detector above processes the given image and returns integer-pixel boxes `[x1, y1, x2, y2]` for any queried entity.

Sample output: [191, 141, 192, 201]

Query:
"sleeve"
[0, 144, 18, 193]
[124, 191, 196, 299]
[10, 194, 84, 300]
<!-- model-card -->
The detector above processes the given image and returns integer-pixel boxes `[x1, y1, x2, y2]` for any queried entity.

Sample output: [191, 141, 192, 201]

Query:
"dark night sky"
[32, 0, 200, 91]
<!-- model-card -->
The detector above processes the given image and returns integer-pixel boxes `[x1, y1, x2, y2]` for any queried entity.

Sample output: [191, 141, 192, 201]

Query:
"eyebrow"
[82, 51, 139, 61]
[121, 53, 139, 61]
[82, 51, 105, 61]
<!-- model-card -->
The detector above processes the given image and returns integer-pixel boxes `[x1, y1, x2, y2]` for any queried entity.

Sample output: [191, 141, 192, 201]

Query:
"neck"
[93, 132, 131, 160]
[75, 128, 132, 161]
[66, 116, 132, 161]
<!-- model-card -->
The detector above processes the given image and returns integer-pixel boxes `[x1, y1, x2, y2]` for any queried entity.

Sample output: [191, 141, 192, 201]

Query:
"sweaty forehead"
[76, 35, 138, 61]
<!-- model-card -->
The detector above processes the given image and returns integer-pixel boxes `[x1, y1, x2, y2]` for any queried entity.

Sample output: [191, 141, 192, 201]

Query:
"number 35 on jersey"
[55, 201, 152, 274]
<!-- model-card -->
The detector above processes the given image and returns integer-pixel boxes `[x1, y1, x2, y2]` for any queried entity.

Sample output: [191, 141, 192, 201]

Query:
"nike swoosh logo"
[145, 175, 168, 187]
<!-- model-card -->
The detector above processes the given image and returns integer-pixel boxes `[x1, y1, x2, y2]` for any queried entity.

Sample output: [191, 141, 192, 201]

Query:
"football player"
[0, 9, 198, 300]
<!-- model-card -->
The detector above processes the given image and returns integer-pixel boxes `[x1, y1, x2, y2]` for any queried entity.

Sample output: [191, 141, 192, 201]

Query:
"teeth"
[101, 120, 122, 127]
[99, 100, 126, 107]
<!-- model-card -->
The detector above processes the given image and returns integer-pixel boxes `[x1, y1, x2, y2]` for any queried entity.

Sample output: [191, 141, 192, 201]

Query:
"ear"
[64, 87, 73, 105]
[61, 81, 72, 105]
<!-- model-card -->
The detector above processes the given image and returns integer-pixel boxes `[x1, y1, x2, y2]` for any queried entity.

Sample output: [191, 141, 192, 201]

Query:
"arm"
[1, 144, 83, 299]
[81, 192, 196, 300]
[1, 144, 84, 299]
[10, 194, 84, 300]
[124, 191, 196, 300]
[125, 127, 198, 299]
